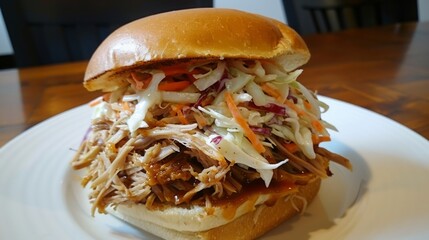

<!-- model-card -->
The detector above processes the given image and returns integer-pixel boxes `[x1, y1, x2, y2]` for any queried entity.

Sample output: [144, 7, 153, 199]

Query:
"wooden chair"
[0, 0, 212, 67]
[284, 0, 418, 34]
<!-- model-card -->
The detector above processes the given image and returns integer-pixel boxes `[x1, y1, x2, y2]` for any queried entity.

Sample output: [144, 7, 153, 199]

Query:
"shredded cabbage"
[270, 124, 296, 142]
[231, 60, 265, 77]
[296, 82, 321, 118]
[91, 101, 115, 121]
[193, 62, 226, 91]
[233, 93, 252, 103]
[208, 133, 287, 186]
[126, 71, 165, 132]
[212, 67, 254, 105]
[272, 69, 303, 85]
[318, 100, 330, 113]
[239, 108, 275, 126]
[244, 80, 272, 106]
[160, 91, 201, 103]
[198, 106, 240, 129]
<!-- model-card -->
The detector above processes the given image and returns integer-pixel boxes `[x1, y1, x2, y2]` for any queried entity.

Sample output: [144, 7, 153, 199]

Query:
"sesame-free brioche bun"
[83, 8, 310, 92]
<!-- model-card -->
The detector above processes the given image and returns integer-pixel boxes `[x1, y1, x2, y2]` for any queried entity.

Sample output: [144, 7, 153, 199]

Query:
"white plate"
[1, 96, 428, 240]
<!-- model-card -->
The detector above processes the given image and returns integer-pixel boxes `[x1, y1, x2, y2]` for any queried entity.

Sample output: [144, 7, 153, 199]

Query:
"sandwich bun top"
[84, 8, 310, 91]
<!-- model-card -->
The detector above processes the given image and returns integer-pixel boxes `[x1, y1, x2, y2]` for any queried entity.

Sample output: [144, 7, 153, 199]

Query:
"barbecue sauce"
[211, 179, 297, 220]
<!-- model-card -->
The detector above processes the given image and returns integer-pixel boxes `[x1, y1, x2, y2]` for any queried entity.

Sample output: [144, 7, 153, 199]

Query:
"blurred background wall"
[0, 0, 428, 62]
[0, 9, 13, 56]
[213, 0, 287, 23]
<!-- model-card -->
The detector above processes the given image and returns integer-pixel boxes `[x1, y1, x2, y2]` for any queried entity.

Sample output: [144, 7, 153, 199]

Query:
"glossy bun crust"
[83, 8, 310, 91]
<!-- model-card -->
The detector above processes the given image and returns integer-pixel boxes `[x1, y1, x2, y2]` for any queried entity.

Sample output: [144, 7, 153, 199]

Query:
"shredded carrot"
[283, 142, 299, 153]
[88, 97, 102, 107]
[312, 120, 324, 132]
[319, 135, 331, 142]
[224, 91, 265, 153]
[171, 104, 189, 124]
[260, 83, 283, 102]
[312, 135, 331, 144]
[160, 65, 191, 76]
[311, 135, 318, 143]
[158, 81, 191, 91]
[303, 100, 312, 110]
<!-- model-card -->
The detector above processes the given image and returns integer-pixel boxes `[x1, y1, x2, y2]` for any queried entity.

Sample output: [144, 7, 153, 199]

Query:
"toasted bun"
[108, 179, 320, 240]
[83, 8, 310, 92]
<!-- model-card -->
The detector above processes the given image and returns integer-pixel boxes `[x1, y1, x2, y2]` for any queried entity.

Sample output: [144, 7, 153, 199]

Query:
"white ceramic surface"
[1, 96, 428, 240]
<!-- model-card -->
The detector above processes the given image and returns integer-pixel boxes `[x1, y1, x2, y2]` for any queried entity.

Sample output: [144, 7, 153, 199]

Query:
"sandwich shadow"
[262, 140, 371, 240]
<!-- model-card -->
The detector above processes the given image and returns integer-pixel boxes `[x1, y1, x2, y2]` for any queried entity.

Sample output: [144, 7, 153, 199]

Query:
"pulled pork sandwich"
[72, 8, 352, 240]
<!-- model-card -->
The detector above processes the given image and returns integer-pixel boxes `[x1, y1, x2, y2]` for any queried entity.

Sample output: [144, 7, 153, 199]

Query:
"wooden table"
[0, 22, 428, 146]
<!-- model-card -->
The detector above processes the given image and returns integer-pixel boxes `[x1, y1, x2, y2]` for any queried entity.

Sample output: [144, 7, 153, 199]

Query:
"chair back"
[284, 0, 417, 34]
[0, 0, 212, 67]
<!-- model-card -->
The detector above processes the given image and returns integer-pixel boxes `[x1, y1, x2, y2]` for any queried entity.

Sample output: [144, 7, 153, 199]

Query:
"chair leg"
[374, 2, 383, 25]
[309, 9, 322, 33]
[335, 7, 346, 30]
[321, 10, 332, 32]
[353, 7, 363, 27]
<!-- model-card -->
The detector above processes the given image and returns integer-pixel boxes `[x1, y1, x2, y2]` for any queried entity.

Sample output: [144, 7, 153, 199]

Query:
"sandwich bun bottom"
[108, 178, 321, 240]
